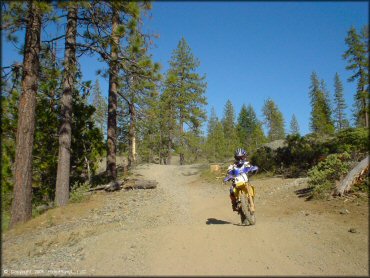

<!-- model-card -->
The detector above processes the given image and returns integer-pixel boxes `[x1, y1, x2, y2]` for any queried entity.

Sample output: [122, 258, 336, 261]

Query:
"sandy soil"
[2, 163, 369, 276]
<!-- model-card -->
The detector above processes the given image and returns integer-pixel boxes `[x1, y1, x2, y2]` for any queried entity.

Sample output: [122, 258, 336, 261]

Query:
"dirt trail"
[2, 163, 369, 276]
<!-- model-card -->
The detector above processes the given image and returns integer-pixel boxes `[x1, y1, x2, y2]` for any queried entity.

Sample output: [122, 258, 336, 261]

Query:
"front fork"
[233, 183, 255, 213]
[245, 184, 255, 213]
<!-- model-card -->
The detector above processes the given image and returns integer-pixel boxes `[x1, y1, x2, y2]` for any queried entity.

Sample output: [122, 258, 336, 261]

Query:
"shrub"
[70, 182, 91, 203]
[250, 146, 276, 172]
[308, 152, 351, 198]
[274, 134, 331, 177]
[332, 127, 368, 155]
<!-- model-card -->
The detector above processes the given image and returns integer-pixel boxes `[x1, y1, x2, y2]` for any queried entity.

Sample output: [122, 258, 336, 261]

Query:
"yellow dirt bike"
[224, 166, 258, 225]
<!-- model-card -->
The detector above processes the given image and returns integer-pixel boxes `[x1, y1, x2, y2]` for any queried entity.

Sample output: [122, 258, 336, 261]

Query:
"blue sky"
[143, 1, 368, 135]
[2, 1, 368, 136]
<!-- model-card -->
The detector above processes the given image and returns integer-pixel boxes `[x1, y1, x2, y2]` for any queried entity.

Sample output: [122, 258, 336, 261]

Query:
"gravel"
[2, 169, 190, 276]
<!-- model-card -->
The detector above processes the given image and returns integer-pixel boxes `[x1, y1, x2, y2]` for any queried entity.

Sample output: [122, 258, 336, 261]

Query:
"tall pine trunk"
[10, 1, 42, 228]
[361, 85, 369, 128]
[179, 116, 184, 165]
[106, 8, 119, 181]
[128, 102, 137, 168]
[358, 70, 369, 128]
[55, 5, 78, 206]
[167, 134, 172, 165]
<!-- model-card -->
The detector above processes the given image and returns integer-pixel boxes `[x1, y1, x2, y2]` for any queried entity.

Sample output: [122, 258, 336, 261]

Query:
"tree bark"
[10, 1, 42, 228]
[334, 155, 369, 196]
[55, 4, 78, 207]
[179, 115, 184, 165]
[128, 101, 137, 168]
[362, 94, 369, 128]
[167, 135, 172, 165]
[106, 8, 120, 181]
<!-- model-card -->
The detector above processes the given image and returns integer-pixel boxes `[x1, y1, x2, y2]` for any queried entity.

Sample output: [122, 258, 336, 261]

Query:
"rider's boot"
[230, 194, 238, 211]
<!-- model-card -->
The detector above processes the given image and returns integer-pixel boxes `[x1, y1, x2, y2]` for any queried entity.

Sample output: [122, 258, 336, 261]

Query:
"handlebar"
[223, 166, 259, 183]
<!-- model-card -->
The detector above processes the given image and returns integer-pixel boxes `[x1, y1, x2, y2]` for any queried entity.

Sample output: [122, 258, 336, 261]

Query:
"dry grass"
[3, 193, 103, 238]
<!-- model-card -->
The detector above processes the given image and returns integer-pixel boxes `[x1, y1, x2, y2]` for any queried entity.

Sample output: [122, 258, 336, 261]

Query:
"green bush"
[308, 152, 351, 199]
[272, 134, 333, 177]
[69, 182, 91, 203]
[332, 127, 368, 155]
[258, 130, 367, 178]
[2, 211, 11, 232]
[250, 146, 276, 172]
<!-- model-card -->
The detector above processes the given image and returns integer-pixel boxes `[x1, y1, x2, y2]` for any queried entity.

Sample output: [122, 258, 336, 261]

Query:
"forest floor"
[2, 161, 369, 276]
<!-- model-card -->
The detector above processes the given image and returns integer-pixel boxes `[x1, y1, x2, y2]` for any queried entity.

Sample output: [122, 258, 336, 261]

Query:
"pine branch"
[0, 19, 27, 31]
[116, 90, 132, 107]
[42, 35, 66, 44]
[76, 42, 110, 60]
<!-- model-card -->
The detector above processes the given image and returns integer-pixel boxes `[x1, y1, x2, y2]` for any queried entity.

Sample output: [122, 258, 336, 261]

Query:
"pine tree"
[55, 3, 78, 207]
[33, 45, 104, 206]
[1, 80, 21, 213]
[137, 89, 162, 163]
[2, 1, 52, 227]
[236, 104, 249, 147]
[222, 100, 239, 155]
[117, 95, 130, 154]
[262, 98, 285, 141]
[206, 117, 227, 162]
[205, 107, 221, 161]
[343, 25, 369, 128]
[106, 6, 120, 181]
[120, 25, 161, 167]
[333, 73, 349, 131]
[320, 79, 333, 119]
[289, 114, 300, 135]
[207, 107, 218, 136]
[251, 122, 267, 151]
[162, 37, 207, 165]
[70, 87, 105, 186]
[90, 79, 107, 138]
[32, 43, 62, 205]
[309, 72, 335, 135]
[236, 104, 266, 152]
[159, 80, 177, 164]
[76, 1, 146, 180]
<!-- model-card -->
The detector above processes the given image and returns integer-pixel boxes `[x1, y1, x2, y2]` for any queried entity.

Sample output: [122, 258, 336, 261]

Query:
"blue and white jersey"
[227, 161, 251, 185]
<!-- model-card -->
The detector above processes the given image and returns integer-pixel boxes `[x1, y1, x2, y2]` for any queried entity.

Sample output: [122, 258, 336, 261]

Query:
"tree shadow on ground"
[294, 187, 314, 201]
[206, 218, 231, 225]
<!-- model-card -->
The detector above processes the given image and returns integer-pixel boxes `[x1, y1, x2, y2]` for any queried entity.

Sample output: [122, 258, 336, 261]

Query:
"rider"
[227, 148, 255, 211]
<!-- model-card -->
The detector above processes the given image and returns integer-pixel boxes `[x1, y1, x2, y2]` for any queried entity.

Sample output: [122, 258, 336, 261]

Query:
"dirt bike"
[224, 165, 258, 225]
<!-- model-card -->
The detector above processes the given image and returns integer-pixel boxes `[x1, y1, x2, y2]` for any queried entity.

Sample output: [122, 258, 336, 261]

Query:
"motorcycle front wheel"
[240, 192, 256, 225]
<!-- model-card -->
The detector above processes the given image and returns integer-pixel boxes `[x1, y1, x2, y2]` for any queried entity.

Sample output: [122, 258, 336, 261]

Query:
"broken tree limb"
[123, 179, 158, 191]
[89, 178, 157, 192]
[104, 181, 122, 192]
[334, 155, 369, 196]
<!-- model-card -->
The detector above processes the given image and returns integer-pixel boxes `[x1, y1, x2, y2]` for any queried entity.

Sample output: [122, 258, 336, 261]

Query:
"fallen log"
[333, 155, 369, 196]
[123, 179, 158, 191]
[89, 178, 158, 192]
[105, 181, 123, 192]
